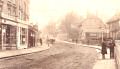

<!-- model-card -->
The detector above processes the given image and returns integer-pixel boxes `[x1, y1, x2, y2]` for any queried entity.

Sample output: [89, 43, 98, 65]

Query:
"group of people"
[39, 37, 56, 46]
[101, 38, 116, 59]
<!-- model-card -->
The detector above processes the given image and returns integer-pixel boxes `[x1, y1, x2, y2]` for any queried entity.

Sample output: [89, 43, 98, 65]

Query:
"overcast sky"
[29, 0, 120, 29]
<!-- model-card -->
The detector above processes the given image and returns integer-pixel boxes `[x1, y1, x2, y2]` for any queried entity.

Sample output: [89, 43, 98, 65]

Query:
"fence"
[115, 40, 120, 69]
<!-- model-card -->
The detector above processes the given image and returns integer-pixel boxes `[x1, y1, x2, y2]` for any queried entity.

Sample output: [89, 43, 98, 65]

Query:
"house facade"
[107, 13, 120, 40]
[79, 15, 106, 45]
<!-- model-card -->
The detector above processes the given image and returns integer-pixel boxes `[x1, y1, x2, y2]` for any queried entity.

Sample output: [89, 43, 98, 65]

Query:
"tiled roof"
[80, 15, 106, 33]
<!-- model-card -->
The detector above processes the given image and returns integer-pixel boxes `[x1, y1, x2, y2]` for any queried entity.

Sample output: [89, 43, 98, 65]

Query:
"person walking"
[40, 38, 42, 46]
[109, 39, 115, 59]
[101, 39, 107, 59]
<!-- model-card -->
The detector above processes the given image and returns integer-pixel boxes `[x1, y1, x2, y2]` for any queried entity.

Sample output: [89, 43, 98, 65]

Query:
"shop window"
[3, 25, 17, 44]
[6, 26, 10, 44]
[20, 28, 27, 44]
[2, 25, 6, 44]
[10, 26, 16, 44]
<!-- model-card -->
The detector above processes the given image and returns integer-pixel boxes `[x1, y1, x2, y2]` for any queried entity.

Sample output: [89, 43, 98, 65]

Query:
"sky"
[29, 0, 120, 29]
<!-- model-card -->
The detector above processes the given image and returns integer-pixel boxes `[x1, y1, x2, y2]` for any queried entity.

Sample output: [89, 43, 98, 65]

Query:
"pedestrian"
[46, 36, 49, 46]
[109, 39, 115, 59]
[40, 38, 42, 46]
[101, 39, 107, 59]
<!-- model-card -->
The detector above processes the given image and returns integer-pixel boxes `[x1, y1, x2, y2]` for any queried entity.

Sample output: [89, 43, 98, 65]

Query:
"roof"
[78, 15, 107, 33]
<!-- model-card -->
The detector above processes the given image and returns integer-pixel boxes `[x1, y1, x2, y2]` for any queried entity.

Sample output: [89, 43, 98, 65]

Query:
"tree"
[58, 12, 84, 42]
[43, 21, 57, 38]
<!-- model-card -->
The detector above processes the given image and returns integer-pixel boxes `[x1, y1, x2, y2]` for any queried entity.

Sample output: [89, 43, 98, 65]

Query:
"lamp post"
[99, 27, 104, 42]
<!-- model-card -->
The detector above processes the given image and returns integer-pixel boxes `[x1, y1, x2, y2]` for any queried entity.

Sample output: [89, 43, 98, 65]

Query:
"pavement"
[0, 44, 50, 59]
[57, 40, 101, 50]
[59, 40, 117, 69]
[57, 40, 117, 69]
[93, 49, 116, 69]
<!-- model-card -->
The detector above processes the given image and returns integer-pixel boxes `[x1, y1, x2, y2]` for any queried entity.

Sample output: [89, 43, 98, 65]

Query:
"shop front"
[0, 19, 28, 50]
[1, 24, 17, 50]
[17, 24, 28, 49]
[28, 28, 36, 48]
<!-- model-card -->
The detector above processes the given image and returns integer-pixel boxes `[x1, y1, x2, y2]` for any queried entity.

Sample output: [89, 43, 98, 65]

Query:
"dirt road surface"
[0, 42, 98, 69]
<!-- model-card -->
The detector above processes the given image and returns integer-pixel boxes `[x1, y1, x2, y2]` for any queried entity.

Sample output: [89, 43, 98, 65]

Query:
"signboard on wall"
[89, 33, 97, 37]
[86, 32, 97, 37]
[86, 32, 99, 40]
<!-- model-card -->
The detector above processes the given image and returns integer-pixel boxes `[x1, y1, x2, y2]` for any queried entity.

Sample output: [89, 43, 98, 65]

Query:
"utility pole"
[101, 28, 104, 42]
[99, 27, 104, 42]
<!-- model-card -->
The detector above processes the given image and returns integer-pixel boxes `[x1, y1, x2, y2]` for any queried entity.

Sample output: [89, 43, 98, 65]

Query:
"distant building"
[107, 13, 120, 40]
[79, 14, 106, 45]
[0, 0, 30, 50]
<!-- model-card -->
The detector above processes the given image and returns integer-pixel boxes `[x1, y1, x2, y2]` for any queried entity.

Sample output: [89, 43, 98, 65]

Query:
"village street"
[0, 42, 98, 69]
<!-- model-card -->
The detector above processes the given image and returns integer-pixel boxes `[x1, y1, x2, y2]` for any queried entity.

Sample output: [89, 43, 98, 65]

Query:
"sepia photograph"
[0, 0, 119, 69]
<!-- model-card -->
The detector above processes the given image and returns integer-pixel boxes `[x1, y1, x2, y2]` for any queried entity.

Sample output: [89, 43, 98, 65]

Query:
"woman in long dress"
[101, 40, 107, 59]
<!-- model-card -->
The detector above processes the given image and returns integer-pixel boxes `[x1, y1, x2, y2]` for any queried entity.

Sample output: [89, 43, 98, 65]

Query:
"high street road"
[0, 42, 98, 69]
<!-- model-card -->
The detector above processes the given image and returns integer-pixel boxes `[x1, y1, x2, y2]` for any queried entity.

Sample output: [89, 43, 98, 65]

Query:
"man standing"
[109, 39, 115, 59]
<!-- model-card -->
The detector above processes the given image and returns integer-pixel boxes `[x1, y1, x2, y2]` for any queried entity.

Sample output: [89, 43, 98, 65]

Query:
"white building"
[79, 14, 106, 44]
